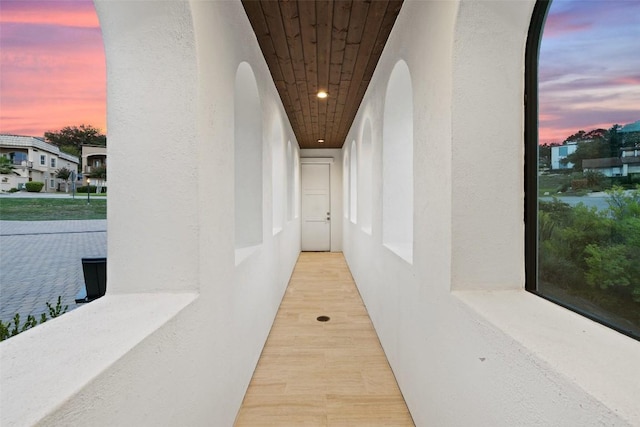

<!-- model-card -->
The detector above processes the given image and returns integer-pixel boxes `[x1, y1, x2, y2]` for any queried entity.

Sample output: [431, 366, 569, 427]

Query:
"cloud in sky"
[539, 0, 640, 145]
[0, 0, 637, 144]
[0, 0, 105, 137]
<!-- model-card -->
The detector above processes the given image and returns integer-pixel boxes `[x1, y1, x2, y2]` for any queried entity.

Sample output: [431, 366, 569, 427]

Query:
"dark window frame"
[524, 0, 638, 340]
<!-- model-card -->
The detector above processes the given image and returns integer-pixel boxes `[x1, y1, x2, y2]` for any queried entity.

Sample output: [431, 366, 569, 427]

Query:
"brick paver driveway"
[0, 220, 107, 322]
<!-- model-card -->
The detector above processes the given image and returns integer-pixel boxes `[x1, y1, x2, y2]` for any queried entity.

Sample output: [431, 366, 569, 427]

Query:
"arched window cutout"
[343, 150, 350, 219]
[286, 140, 294, 221]
[294, 149, 300, 219]
[359, 119, 373, 234]
[271, 117, 284, 235]
[526, 0, 640, 340]
[349, 140, 358, 224]
[234, 62, 262, 264]
[382, 60, 413, 264]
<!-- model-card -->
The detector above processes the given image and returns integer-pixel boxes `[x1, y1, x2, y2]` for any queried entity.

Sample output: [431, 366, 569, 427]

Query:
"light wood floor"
[235, 252, 414, 426]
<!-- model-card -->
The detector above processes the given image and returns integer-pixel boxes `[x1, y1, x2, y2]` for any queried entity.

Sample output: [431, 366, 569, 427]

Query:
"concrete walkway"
[0, 220, 107, 323]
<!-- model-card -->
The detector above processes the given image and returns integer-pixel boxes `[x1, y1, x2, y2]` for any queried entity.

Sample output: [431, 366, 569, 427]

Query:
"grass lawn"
[0, 198, 106, 221]
[538, 173, 569, 195]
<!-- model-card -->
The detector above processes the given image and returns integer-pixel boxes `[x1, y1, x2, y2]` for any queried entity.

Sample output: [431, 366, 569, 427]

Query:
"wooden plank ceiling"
[242, 0, 403, 149]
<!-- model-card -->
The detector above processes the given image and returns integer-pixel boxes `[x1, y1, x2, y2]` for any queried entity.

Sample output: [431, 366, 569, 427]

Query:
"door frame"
[300, 157, 334, 251]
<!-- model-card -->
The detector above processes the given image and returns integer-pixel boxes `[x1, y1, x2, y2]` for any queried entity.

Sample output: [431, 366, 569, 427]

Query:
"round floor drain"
[316, 315, 330, 322]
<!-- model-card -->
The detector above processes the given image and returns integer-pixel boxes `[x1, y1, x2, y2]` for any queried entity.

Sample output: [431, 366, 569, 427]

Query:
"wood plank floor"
[235, 252, 414, 426]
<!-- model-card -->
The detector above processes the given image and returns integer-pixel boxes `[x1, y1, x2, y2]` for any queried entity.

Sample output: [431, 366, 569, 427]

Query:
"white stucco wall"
[0, 1, 300, 425]
[342, 1, 639, 426]
[3, 1, 639, 426]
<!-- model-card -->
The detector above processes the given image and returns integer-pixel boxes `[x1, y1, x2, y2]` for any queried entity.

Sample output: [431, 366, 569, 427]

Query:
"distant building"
[550, 142, 577, 170]
[81, 144, 107, 188]
[0, 134, 80, 192]
[583, 147, 640, 177]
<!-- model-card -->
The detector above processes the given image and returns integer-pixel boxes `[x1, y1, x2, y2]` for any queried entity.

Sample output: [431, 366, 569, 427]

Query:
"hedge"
[25, 181, 44, 192]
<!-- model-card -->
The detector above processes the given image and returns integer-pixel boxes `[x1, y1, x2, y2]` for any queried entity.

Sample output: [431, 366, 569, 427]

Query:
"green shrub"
[0, 296, 68, 341]
[25, 181, 44, 192]
[77, 186, 106, 194]
[76, 185, 97, 193]
[8, 187, 19, 193]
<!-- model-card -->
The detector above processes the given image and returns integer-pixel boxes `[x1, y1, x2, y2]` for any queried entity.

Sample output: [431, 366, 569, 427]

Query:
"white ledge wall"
[0, 1, 300, 425]
[342, 1, 640, 426]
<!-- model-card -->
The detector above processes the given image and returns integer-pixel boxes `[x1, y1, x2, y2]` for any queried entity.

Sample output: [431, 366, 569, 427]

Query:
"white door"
[301, 163, 331, 251]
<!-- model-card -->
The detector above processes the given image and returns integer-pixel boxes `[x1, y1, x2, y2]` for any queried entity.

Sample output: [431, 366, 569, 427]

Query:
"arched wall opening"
[286, 140, 294, 221]
[358, 119, 373, 234]
[349, 139, 358, 224]
[234, 62, 263, 251]
[343, 149, 350, 219]
[293, 150, 300, 219]
[271, 116, 284, 234]
[382, 59, 413, 263]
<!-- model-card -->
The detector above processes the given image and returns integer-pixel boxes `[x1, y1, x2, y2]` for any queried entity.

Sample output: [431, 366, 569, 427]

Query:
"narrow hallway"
[235, 252, 414, 426]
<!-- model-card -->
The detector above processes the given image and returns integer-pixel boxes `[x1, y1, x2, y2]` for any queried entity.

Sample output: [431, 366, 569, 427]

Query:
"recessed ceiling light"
[318, 139, 325, 143]
[317, 91, 328, 99]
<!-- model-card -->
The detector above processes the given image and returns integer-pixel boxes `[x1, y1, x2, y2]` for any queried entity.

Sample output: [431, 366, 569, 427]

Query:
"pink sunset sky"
[0, 0, 105, 137]
[539, 0, 639, 144]
[0, 0, 638, 144]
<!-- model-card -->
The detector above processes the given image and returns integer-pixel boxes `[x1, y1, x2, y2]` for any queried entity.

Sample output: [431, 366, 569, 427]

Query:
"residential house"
[582, 147, 640, 178]
[0, 134, 80, 192]
[550, 141, 577, 170]
[81, 144, 107, 187]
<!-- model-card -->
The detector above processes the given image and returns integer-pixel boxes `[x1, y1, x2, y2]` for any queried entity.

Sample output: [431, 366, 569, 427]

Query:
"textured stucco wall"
[342, 1, 639, 426]
[0, 1, 300, 425]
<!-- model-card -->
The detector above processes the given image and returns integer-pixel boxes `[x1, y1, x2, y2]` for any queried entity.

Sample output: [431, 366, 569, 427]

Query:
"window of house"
[40, 154, 46, 165]
[526, 0, 640, 340]
[9, 152, 27, 164]
[51, 158, 56, 168]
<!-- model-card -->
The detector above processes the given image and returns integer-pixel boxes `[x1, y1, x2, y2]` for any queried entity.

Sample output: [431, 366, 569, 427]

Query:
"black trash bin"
[78, 257, 107, 302]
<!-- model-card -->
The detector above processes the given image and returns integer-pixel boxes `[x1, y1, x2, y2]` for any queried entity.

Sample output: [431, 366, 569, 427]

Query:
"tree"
[562, 140, 609, 171]
[538, 143, 559, 170]
[56, 167, 73, 192]
[88, 166, 107, 181]
[58, 145, 81, 158]
[44, 125, 106, 157]
[0, 157, 15, 175]
[605, 124, 623, 157]
[88, 166, 107, 193]
[55, 167, 72, 181]
[561, 125, 623, 171]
